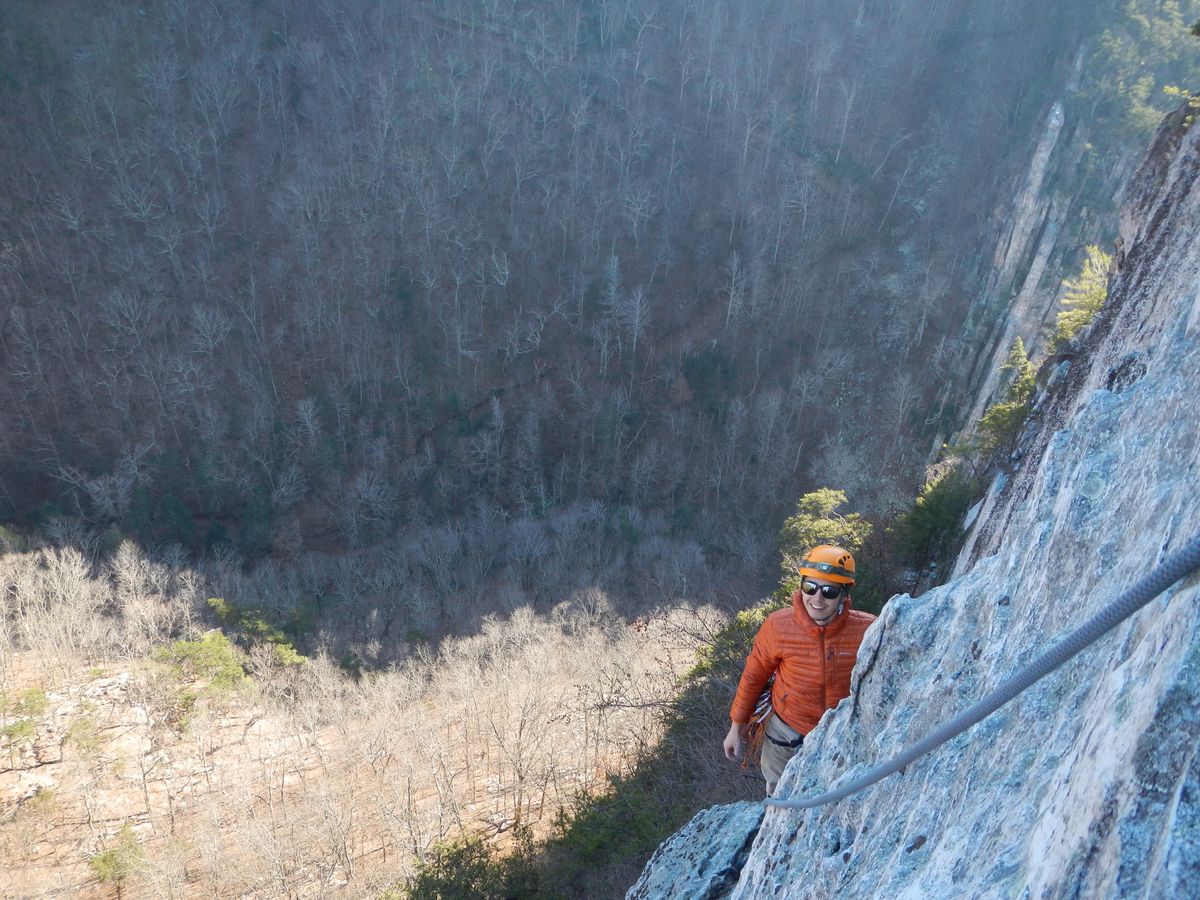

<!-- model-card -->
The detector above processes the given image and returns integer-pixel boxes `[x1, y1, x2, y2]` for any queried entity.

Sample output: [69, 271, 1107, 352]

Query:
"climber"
[722, 545, 877, 795]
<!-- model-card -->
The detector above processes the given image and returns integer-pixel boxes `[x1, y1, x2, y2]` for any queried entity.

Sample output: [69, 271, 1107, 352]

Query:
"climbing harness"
[766, 532, 1200, 811]
[765, 728, 804, 750]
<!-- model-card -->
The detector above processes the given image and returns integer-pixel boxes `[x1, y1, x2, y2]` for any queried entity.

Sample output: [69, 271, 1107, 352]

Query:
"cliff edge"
[629, 107, 1200, 898]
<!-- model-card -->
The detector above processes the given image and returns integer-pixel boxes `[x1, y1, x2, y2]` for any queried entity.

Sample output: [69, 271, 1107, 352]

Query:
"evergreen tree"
[1054, 245, 1112, 347]
[976, 337, 1037, 457]
[777, 489, 872, 580]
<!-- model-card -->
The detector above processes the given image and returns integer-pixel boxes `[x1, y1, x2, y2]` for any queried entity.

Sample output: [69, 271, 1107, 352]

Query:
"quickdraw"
[740, 682, 774, 771]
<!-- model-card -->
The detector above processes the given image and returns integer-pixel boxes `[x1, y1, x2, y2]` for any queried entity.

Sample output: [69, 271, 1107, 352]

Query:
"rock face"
[964, 102, 1069, 431]
[627, 803, 763, 900]
[630, 109, 1200, 898]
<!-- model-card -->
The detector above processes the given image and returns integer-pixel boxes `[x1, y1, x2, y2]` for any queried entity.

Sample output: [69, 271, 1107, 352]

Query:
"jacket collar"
[792, 588, 853, 637]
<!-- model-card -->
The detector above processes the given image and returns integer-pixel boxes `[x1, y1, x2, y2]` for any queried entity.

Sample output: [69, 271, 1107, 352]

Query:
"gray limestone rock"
[626, 802, 764, 900]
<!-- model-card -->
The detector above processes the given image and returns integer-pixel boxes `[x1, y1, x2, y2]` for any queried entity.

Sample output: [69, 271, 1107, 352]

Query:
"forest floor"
[3, 655, 343, 897]
[0, 647, 633, 898]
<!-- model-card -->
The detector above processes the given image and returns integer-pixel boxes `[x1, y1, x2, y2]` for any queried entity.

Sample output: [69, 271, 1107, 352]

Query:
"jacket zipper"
[819, 627, 828, 707]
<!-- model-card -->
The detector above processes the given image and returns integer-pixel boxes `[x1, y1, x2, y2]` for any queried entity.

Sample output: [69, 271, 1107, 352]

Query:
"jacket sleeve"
[729, 619, 780, 724]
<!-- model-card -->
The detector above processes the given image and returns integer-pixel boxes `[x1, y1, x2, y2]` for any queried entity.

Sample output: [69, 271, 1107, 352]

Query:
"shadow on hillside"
[401, 600, 767, 899]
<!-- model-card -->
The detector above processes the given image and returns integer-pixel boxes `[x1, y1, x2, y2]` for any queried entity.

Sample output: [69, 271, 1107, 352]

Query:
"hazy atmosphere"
[2, 1, 1197, 896]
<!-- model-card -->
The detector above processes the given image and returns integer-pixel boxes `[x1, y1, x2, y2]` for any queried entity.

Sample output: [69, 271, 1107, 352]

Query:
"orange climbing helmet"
[798, 545, 856, 586]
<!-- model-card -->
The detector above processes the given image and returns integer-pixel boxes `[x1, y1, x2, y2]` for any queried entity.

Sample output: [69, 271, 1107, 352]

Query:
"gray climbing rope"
[766, 532, 1200, 811]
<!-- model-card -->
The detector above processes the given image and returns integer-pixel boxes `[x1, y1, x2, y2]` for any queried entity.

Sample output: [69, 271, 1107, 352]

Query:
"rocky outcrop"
[627, 803, 763, 900]
[0, 664, 333, 898]
[963, 101, 1068, 431]
[630, 108, 1200, 898]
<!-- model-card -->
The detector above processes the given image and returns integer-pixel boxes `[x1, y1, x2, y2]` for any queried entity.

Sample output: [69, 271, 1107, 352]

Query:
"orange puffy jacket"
[729, 589, 876, 734]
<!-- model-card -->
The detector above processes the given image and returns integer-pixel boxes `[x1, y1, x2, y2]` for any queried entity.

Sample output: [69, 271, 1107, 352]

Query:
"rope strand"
[766, 532, 1200, 811]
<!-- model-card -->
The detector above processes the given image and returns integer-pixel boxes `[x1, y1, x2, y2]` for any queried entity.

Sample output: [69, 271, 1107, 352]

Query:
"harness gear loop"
[765, 731, 804, 749]
[740, 683, 774, 771]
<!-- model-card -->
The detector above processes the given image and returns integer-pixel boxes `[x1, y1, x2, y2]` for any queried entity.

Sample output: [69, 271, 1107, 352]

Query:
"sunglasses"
[800, 581, 845, 601]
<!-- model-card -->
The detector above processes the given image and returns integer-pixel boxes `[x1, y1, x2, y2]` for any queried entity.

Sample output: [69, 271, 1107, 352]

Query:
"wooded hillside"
[1, 0, 1133, 570]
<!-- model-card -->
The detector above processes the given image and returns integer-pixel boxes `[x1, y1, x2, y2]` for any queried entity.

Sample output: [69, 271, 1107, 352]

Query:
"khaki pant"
[760, 714, 804, 796]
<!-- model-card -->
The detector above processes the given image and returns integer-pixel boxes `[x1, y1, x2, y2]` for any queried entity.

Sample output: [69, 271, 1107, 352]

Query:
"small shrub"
[893, 461, 982, 565]
[8, 786, 59, 830]
[1163, 84, 1200, 126]
[171, 690, 198, 729]
[399, 827, 540, 899]
[90, 825, 145, 885]
[5, 687, 49, 717]
[65, 713, 102, 755]
[974, 337, 1036, 458]
[1053, 245, 1112, 348]
[543, 781, 679, 882]
[207, 597, 307, 666]
[3, 689, 49, 746]
[2, 719, 36, 742]
[23, 786, 57, 816]
[206, 597, 238, 625]
[268, 641, 305, 667]
[153, 632, 246, 692]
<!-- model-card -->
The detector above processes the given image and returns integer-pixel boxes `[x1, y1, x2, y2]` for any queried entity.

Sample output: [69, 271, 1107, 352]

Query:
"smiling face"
[799, 577, 846, 625]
